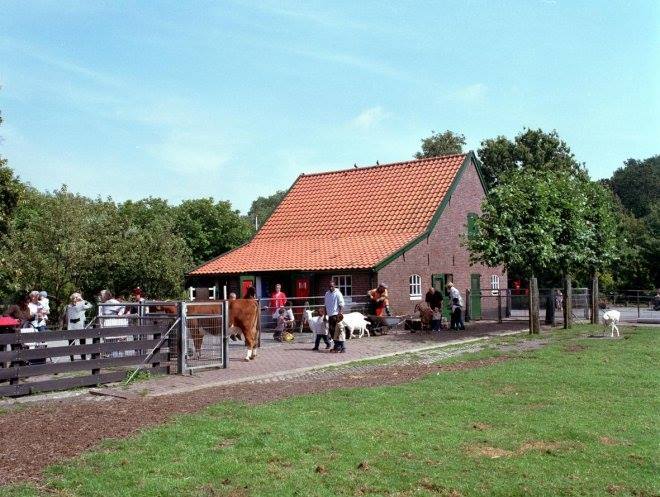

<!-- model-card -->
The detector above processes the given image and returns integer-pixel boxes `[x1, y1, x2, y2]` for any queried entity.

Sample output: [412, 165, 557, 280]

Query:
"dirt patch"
[471, 422, 492, 431]
[599, 436, 620, 446]
[468, 445, 513, 459]
[0, 355, 512, 486]
[562, 344, 587, 353]
[517, 440, 567, 454]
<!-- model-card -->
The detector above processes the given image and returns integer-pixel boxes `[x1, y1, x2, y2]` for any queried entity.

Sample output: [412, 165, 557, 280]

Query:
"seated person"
[273, 308, 287, 342]
[367, 284, 391, 316]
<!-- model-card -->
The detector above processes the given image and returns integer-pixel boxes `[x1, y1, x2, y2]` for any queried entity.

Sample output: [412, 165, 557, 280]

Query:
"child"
[311, 307, 332, 351]
[273, 307, 287, 342]
[451, 297, 465, 331]
[331, 313, 348, 353]
[431, 308, 442, 332]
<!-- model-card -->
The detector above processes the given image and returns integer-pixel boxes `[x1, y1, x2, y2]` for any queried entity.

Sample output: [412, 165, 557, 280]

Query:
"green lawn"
[3, 325, 658, 497]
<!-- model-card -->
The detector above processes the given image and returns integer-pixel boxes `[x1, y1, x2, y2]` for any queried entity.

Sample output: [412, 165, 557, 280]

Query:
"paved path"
[124, 321, 528, 397]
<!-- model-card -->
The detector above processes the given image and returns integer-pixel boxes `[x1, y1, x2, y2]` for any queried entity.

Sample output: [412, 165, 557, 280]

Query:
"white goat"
[602, 309, 621, 337]
[302, 309, 328, 336]
[341, 312, 370, 339]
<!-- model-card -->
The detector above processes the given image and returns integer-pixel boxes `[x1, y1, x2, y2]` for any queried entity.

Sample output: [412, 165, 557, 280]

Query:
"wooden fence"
[0, 320, 175, 397]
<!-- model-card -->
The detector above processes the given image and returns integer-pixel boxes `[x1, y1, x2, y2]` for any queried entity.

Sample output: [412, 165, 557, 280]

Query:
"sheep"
[602, 309, 621, 337]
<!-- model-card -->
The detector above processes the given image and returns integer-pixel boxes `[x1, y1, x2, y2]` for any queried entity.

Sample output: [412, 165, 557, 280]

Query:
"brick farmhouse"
[187, 152, 506, 319]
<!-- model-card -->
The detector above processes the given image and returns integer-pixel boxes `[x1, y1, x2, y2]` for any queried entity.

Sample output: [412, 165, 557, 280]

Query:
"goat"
[602, 309, 621, 338]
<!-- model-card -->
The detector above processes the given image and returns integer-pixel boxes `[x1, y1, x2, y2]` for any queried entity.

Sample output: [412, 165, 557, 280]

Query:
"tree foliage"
[478, 129, 585, 189]
[608, 155, 659, 219]
[247, 190, 287, 229]
[0, 111, 23, 237]
[414, 130, 465, 159]
[0, 188, 194, 320]
[466, 168, 619, 283]
[174, 198, 254, 266]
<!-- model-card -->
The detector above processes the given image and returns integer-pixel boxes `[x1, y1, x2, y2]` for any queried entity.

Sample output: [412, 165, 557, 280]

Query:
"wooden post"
[563, 276, 573, 329]
[529, 276, 540, 334]
[497, 290, 502, 324]
[465, 289, 471, 322]
[590, 275, 599, 324]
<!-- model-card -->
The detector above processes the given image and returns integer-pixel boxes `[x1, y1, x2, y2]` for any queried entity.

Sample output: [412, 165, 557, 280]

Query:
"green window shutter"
[467, 213, 478, 238]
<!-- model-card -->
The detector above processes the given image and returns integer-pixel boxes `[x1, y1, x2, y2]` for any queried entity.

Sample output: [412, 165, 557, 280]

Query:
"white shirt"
[28, 301, 46, 328]
[324, 289, 345, 317]
[67, 301, 93, 327]
[449, 286, 463, 307]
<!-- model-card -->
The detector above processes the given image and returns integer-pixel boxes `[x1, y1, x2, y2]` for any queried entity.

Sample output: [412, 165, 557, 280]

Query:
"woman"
[99, 289, 127, 327]
[66, 292, 93, 330]
[5, 294, 34, 329]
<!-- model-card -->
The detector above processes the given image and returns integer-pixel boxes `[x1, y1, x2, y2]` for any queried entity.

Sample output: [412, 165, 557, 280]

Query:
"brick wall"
[377, 159, 507, 318]
[313, 271, 373, 299]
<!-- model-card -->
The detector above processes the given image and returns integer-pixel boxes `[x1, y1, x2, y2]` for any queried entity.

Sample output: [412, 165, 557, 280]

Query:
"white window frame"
[409, 274, 422, 300]
[332, 275, 352, 297]
[188, 286, 217, 301]
[490, 275, 500, 296]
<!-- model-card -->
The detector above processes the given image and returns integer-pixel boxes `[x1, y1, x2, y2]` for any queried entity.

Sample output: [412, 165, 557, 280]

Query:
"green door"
[432, 274, 452, 320]
[470, 274, 482, 320]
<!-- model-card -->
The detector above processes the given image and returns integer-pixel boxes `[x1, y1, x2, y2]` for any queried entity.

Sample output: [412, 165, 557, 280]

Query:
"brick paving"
[125, 320, 528, 397]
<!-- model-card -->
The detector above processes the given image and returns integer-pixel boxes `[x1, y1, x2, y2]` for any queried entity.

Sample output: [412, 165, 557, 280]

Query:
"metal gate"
[181, 300, 228, 373]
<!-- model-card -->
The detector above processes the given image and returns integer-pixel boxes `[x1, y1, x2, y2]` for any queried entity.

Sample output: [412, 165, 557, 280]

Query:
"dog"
[602, 309, 621, 337]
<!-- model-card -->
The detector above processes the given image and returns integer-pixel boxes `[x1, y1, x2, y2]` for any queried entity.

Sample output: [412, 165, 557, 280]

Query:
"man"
[324, 280, 344, 345]
[425, 287, 444, 311]
[367, 283, 390, 316]
[447, 282, 465, 330]
[269, 283, 287, 321]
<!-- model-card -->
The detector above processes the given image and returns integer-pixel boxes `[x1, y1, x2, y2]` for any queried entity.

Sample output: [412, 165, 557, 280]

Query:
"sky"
[1, 0, 658, 213]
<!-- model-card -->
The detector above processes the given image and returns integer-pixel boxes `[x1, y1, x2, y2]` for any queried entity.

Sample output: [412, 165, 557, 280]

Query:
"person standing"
[28, 291, 48, 332]
[67, 293, 93, 330]
[324, 280, 344, 350]
[269, 283, 287, 320]
[447, 283, 465, 330]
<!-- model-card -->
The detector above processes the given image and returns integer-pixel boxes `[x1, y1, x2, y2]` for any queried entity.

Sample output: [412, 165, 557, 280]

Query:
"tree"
[414, 130, 465, 159]
[0, 110, 23, 237]
[174, 198, 253, 266]
[247, 190, 287, 229]
[609, 155, 659, 219]
[466, 168, 618, 332]
[478, 129, 585, 189]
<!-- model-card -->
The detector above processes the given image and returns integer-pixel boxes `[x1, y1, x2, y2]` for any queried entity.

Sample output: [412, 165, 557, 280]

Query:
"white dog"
[602, 309, 621, 337]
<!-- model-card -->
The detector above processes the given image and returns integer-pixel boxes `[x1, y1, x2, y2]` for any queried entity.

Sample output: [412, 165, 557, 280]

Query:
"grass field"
[2, 325, 658, 497]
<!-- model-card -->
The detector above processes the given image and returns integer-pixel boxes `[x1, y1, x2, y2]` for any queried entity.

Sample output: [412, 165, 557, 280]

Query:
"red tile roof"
[190, 153, 469, 274]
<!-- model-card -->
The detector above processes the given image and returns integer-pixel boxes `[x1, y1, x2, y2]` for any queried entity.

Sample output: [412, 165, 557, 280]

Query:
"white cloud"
[350, 106, 389, 130]
[453, 83, 488, 103]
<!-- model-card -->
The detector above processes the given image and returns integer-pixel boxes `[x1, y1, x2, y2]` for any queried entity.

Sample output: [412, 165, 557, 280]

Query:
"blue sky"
[1, 0, 658, 213]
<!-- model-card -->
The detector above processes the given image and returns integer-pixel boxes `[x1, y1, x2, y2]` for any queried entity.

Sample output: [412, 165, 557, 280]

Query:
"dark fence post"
[590, 276, 599, 324]
[497, 290, 502, 323]
[177, 302, 185, 375]
[222, 298, 229, 369]
[637, 290, 640, 318]
[529, 277, 540, 334]
[465, 289, 471, 323]
[563, 276, 573, 329]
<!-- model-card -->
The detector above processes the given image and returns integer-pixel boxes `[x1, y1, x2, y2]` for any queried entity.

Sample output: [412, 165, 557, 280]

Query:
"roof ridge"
[298, 152, 468, 178]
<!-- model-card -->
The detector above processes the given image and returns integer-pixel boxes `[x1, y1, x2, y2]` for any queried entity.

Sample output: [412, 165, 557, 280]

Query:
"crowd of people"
[1, 287, 148, 332]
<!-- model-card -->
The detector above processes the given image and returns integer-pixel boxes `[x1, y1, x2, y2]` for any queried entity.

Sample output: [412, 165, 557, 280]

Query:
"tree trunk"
[590, 275, 599, 324]
[529, 276, 540, 334]
[563, 276, 573, 329]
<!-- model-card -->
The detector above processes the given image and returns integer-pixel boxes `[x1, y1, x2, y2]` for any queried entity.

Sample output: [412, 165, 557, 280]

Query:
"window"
[409, 274, 422, 300]
[467, 212, 478, 239]
[332, 275, 352, 297]
[490, 275, 500, 296]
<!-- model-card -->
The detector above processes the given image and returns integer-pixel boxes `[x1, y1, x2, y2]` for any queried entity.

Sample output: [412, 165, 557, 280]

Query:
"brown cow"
[228, 299, 260, 361]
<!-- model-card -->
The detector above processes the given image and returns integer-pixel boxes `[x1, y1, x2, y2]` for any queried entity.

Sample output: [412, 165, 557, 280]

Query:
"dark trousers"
[313, 334, 331, 349]
[451, 309, 465, 330]
[328, 314, 339, 336]
[334, 340, 345, 352]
